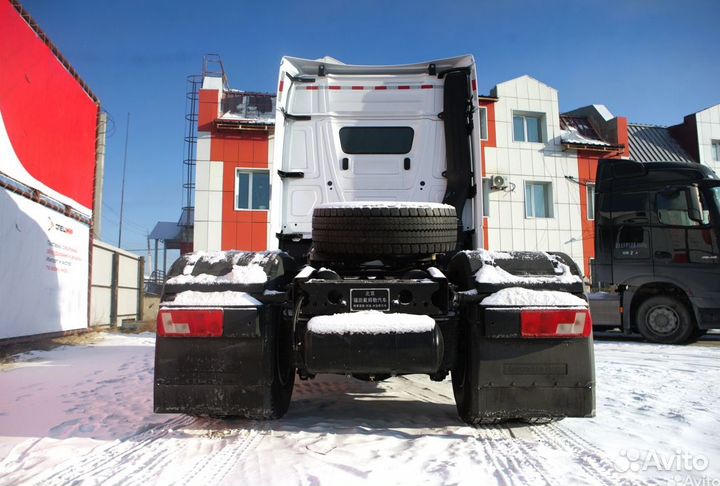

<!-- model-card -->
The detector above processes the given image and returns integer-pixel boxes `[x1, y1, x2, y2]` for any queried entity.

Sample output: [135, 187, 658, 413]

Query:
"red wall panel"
[198, 89, 219, 131]
[216, 130, 270, 251]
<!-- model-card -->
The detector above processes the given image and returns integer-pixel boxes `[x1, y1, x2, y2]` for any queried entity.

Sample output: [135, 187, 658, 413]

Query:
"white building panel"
[695, 105, 720, 173]
[194, 188, 209, 222]
[0, 189, 90, 339]
[208, 161, 224, 193]
[193, 221, 209, 250]
[196, 132, 211, 162]
[206, 221, 222, 251]
[208, 191, 223, 222]
[195, 161, 210, 194]
[484, 76, 583, 268]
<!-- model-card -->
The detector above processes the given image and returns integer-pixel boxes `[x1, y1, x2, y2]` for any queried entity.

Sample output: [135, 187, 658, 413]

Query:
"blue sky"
[22, 0, 720, 256]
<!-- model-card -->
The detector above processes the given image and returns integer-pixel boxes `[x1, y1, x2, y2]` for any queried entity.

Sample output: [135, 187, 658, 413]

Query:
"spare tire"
[312, 202, 457, 257]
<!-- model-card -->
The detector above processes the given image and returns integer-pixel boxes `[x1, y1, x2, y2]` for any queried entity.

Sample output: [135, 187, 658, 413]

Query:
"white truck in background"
[154, 55, 595, 424]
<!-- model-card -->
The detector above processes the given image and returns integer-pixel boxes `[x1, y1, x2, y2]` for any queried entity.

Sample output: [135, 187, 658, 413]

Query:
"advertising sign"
[0, 189, 89, 339]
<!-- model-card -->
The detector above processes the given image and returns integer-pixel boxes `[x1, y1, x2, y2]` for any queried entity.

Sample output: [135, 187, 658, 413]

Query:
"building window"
[482, 178, 491, 217]
[587, 183, 595, 220]
[525, 181, 553, 218]
[712, 140, 720, 161]
[513, 112, 544, 143]
[479, 107, 488, 141]
[235, 170, 270, 210]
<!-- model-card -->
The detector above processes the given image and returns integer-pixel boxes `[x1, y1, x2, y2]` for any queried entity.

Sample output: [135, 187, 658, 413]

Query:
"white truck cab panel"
[270, 55, 483, 250]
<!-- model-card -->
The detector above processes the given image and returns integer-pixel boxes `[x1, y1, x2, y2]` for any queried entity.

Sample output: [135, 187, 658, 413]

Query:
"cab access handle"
[341, 157, 349, 170]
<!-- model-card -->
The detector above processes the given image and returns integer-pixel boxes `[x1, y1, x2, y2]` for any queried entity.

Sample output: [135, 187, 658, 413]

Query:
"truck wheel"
[636, 295, 695, 344]
[268, 320, 295, 418]
[312, 203, 457, 257]
[452, 324, 505, 425]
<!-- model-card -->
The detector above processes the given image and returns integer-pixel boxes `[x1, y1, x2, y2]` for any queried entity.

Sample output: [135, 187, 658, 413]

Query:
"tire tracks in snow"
[176, 421, 268, 486]
[27, 415, 269, 486]
[25, 415, 197, 486]
[395, 378, 553, 485]
[530, 422, 660, 486]
[394, 376, 647, 486]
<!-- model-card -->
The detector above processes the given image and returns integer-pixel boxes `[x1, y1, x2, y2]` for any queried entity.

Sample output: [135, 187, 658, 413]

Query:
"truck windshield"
[710, 186, 720, 217]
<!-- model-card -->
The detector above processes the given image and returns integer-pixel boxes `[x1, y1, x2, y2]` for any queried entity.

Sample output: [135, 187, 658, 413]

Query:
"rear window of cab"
[339, 126, 414, 154]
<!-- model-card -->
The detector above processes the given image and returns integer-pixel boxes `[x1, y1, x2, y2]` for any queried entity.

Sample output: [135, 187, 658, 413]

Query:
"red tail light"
[521, 309, 592, 338]
[157, 309, 224, 337]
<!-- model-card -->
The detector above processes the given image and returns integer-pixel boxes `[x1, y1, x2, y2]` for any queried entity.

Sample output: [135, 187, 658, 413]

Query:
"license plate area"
[350, 288, 390, 311]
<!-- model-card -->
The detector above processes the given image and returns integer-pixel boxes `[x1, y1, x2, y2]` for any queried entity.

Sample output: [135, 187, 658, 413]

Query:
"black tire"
[452, 324, 500, 425]
[312, 203, 457, 257]
[267, 314, 295, 419]
[692, 328, 708, 340]
[636, 295, 696, 345]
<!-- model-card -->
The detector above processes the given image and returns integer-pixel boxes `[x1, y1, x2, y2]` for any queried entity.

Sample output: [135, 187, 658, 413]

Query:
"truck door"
[606, 191, 653, 284]
[651, 187, 719, 281]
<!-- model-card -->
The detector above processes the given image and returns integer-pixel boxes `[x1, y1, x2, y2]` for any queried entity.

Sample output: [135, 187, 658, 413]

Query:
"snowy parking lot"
[0, 332, 718, 486]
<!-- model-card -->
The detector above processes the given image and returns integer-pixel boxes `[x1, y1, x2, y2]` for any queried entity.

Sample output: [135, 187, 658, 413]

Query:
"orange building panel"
[198, 89, 219, 131]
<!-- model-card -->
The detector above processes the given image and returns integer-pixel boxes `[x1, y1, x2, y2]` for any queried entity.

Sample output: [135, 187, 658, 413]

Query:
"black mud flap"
[448, 249, 595, 422]
[154, 335, 272, 417]
[154, 250, 296, 418]
[465, 331, 595, 420]
[154, 305, 282, 417]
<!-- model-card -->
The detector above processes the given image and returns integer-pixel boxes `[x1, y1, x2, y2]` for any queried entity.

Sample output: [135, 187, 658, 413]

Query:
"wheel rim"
[645, 305, 680, 336]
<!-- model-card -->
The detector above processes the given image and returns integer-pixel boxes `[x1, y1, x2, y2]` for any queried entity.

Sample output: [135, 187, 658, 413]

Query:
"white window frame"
[513, 111, 545, 143]
[712, 140, 720, 162]
[482, 177, 491, 217]
[587, 183, 595, 221]
[234, 168, 270, 211]
[479, 106, 488, 141]
[524, 181, 553, 218]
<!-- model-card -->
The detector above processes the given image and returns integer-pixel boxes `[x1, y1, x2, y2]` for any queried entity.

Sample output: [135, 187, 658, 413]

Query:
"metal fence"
[90, 239, 144, 327]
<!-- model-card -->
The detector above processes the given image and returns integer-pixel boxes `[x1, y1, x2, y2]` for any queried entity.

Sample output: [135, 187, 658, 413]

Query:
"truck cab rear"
[154, 56, 595, 424]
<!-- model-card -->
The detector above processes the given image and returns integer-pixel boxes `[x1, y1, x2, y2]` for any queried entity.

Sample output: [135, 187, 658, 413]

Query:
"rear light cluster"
[157, 309, 224, 337]
[520, 309, 592, 339]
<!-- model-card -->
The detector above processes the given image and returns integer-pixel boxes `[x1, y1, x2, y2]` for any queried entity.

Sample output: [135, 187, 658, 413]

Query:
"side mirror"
[686, 186, 703, 223]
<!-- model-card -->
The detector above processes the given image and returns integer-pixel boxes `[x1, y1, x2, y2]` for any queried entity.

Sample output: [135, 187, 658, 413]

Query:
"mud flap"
[466, 326, 595, 419]
[154, 250, 297, 418]
[448, 249, 595, 421]
[154, 306, 283, 417]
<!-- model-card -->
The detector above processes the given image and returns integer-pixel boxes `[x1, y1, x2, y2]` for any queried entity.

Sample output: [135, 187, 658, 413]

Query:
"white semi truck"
[154, 56, 595, 424]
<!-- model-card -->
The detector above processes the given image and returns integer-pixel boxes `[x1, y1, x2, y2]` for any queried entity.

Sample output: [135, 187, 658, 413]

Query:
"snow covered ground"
[0, 332, 718, 486]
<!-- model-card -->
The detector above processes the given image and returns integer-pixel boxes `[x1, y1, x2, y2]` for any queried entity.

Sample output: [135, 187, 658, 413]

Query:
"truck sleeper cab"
[154, 56, 596, 424]
[590, 159, 720, 344]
